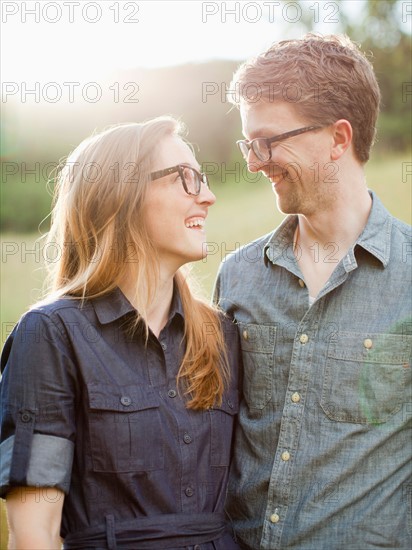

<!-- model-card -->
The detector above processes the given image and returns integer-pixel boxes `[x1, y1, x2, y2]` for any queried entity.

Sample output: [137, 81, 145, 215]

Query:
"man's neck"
[294, 185, 372, 300]
[297, 186, 372, 252]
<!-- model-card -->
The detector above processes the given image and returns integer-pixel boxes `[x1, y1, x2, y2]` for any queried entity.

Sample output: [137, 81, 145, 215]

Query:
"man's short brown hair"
[230, 34, 381, 164]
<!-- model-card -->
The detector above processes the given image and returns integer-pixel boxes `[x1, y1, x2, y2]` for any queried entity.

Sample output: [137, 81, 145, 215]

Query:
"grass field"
[0, 153, 411, 545]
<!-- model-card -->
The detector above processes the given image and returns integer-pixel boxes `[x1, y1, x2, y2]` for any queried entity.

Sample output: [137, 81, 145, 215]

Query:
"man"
[214, 34, 411, 549]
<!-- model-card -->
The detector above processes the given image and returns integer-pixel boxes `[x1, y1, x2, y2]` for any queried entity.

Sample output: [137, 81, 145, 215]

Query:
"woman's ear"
[330, 119, 353, 161]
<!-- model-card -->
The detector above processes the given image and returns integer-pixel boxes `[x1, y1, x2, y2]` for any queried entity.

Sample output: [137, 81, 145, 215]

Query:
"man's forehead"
[240, 100, 303, 138]
[240, 102, 279, 138]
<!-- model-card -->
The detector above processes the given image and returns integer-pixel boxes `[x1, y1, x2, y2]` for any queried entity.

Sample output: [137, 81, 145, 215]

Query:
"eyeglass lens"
[253, 140, 270, 161]
[181, 167, 198, 195]
[238, 140, 270, 162]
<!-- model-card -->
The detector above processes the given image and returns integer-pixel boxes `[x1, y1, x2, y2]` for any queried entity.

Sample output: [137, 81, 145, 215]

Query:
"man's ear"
[330, 119, 353, 161]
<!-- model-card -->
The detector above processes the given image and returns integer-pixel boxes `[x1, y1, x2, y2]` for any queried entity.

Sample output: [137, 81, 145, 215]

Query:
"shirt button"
[281, 451, 290, 461]
[168, 389, 177, 398]
[242, 329, 248, 340]
[270, 513, 280, 523]
[21, 412, 32, 423]
[363, 338, 373, 349]
[299, 334, 309, 344]
[161, 342, 167, 351]
[227, 399, 234, 409]
[185, 487, 194, 497]
[298, 278, 305, 288]
[120, 396, 132, 406]
[291, 392, 301, 403]
[183, 433, 192, 444]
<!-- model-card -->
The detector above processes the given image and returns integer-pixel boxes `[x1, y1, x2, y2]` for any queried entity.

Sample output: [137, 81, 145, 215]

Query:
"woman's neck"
[119, 275, 175, 339]
[146, 279, 174, 338]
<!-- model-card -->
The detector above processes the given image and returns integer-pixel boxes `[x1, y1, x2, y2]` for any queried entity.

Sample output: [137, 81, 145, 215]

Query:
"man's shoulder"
[391, 216, 411, 238]
[219, 230, 274, 270]
[389, 214, 411, 265]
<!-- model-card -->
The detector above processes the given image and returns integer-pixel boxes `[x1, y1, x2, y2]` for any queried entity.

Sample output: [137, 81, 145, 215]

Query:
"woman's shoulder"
[22, 295, 93, 323]
[6, 296, 95, 349]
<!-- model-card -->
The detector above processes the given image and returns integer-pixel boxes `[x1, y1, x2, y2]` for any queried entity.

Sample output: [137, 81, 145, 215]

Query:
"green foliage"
[337, 0, 412, 153]
[1, 172, 53, 233]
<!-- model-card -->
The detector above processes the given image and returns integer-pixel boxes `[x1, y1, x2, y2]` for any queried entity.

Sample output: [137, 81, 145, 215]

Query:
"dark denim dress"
[0, 287, 241, 549]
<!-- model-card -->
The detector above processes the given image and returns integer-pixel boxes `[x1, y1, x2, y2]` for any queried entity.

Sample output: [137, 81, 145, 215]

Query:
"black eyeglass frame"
[150, 164, 209, 196]
[237, 125, 323, 162]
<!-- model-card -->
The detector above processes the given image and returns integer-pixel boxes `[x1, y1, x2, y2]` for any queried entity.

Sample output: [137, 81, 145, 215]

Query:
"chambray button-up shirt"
[0, 287, 241, 549]
[214, 192, 412, 550]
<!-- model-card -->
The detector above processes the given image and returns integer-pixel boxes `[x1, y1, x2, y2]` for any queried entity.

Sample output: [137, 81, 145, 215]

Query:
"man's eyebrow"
[242, 127, 277, 140]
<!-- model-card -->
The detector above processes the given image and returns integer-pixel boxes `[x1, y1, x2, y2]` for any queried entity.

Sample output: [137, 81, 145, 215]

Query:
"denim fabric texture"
[0, 286, 241, 549]
[214, 192, 412, 550]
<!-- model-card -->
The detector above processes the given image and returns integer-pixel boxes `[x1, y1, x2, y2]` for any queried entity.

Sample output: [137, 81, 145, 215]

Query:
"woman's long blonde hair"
[45, 116, 229, 409]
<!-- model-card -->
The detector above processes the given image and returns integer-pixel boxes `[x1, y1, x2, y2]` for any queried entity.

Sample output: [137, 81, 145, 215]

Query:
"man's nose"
[247, 149, 265, 173]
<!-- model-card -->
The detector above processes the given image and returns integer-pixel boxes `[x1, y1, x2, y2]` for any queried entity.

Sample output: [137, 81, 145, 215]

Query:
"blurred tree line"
[340, 0, 411, 151]
[1, 0, 410, 233]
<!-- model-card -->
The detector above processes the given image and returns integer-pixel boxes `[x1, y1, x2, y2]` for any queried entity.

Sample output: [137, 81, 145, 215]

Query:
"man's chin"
[275, 197, 298, 216]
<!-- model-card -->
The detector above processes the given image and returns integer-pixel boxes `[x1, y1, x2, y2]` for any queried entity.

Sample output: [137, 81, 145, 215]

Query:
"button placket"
[264, 319, 314, 540]
[270, 512, 280, 523]
[281, 451, 290, 462]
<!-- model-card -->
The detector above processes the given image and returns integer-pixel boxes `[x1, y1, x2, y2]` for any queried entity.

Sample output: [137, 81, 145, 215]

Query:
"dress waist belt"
[63, 512, 227, 549]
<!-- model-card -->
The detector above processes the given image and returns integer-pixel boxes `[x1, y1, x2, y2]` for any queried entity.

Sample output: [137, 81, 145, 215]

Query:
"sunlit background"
[0, 0, 411, 542]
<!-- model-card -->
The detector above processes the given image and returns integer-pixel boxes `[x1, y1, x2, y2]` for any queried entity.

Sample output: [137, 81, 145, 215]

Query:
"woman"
[0, 117, 241, 549]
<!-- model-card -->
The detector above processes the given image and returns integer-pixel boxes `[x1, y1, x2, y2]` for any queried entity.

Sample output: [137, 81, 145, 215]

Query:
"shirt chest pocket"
[87, 383, 164, 473]
[321, 332, 411, 424]
[239, 323, 276, 410]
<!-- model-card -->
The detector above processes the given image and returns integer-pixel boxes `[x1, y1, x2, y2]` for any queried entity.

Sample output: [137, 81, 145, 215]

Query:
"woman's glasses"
[150, 164, 209, 196]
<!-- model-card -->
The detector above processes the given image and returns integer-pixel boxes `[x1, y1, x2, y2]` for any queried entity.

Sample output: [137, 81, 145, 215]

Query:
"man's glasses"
[150, 164, 209, 196]
[237, 126, 323, 162]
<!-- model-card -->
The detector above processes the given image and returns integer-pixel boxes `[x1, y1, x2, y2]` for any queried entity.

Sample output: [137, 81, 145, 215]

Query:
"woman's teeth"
[185, 218, 205, 228]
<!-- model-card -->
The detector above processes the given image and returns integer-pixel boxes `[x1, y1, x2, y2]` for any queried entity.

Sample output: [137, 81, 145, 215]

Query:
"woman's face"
[144, 135, 216, 274]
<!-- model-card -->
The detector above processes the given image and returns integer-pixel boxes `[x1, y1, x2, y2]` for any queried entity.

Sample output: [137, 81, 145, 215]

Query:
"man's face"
[240, 100, 337, 216]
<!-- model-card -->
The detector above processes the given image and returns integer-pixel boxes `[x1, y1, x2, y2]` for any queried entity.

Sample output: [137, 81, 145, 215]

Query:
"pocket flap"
[213, 389, 239, 415]
[328, 332, 411, 364]
[238, 323, 276, 353]
[87, 383, 160, 412]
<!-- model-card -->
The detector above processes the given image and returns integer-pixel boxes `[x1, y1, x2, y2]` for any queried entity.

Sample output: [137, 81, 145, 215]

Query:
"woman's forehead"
[155, 135, 199, 171]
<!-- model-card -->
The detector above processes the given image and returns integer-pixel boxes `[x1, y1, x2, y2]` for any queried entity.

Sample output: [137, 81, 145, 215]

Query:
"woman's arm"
[6, 486, 64, 549]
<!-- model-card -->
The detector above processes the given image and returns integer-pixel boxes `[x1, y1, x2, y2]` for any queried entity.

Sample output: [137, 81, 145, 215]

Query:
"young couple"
[1, 34, 411, 550]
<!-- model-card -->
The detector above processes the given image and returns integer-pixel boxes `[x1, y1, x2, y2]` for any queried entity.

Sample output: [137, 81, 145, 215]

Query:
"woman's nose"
[197, 184, 216, 205]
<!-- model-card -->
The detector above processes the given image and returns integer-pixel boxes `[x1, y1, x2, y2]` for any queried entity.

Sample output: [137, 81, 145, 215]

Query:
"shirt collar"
[92, 283, 185, 325]
[264, 190, 392, 268]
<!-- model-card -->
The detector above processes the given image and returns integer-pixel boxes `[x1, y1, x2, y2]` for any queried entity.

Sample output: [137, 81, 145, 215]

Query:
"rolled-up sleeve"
[0, 311, 77, 497]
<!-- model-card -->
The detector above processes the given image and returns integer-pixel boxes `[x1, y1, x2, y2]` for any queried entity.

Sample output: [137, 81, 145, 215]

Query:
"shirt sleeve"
[0, 310, 77, 498]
